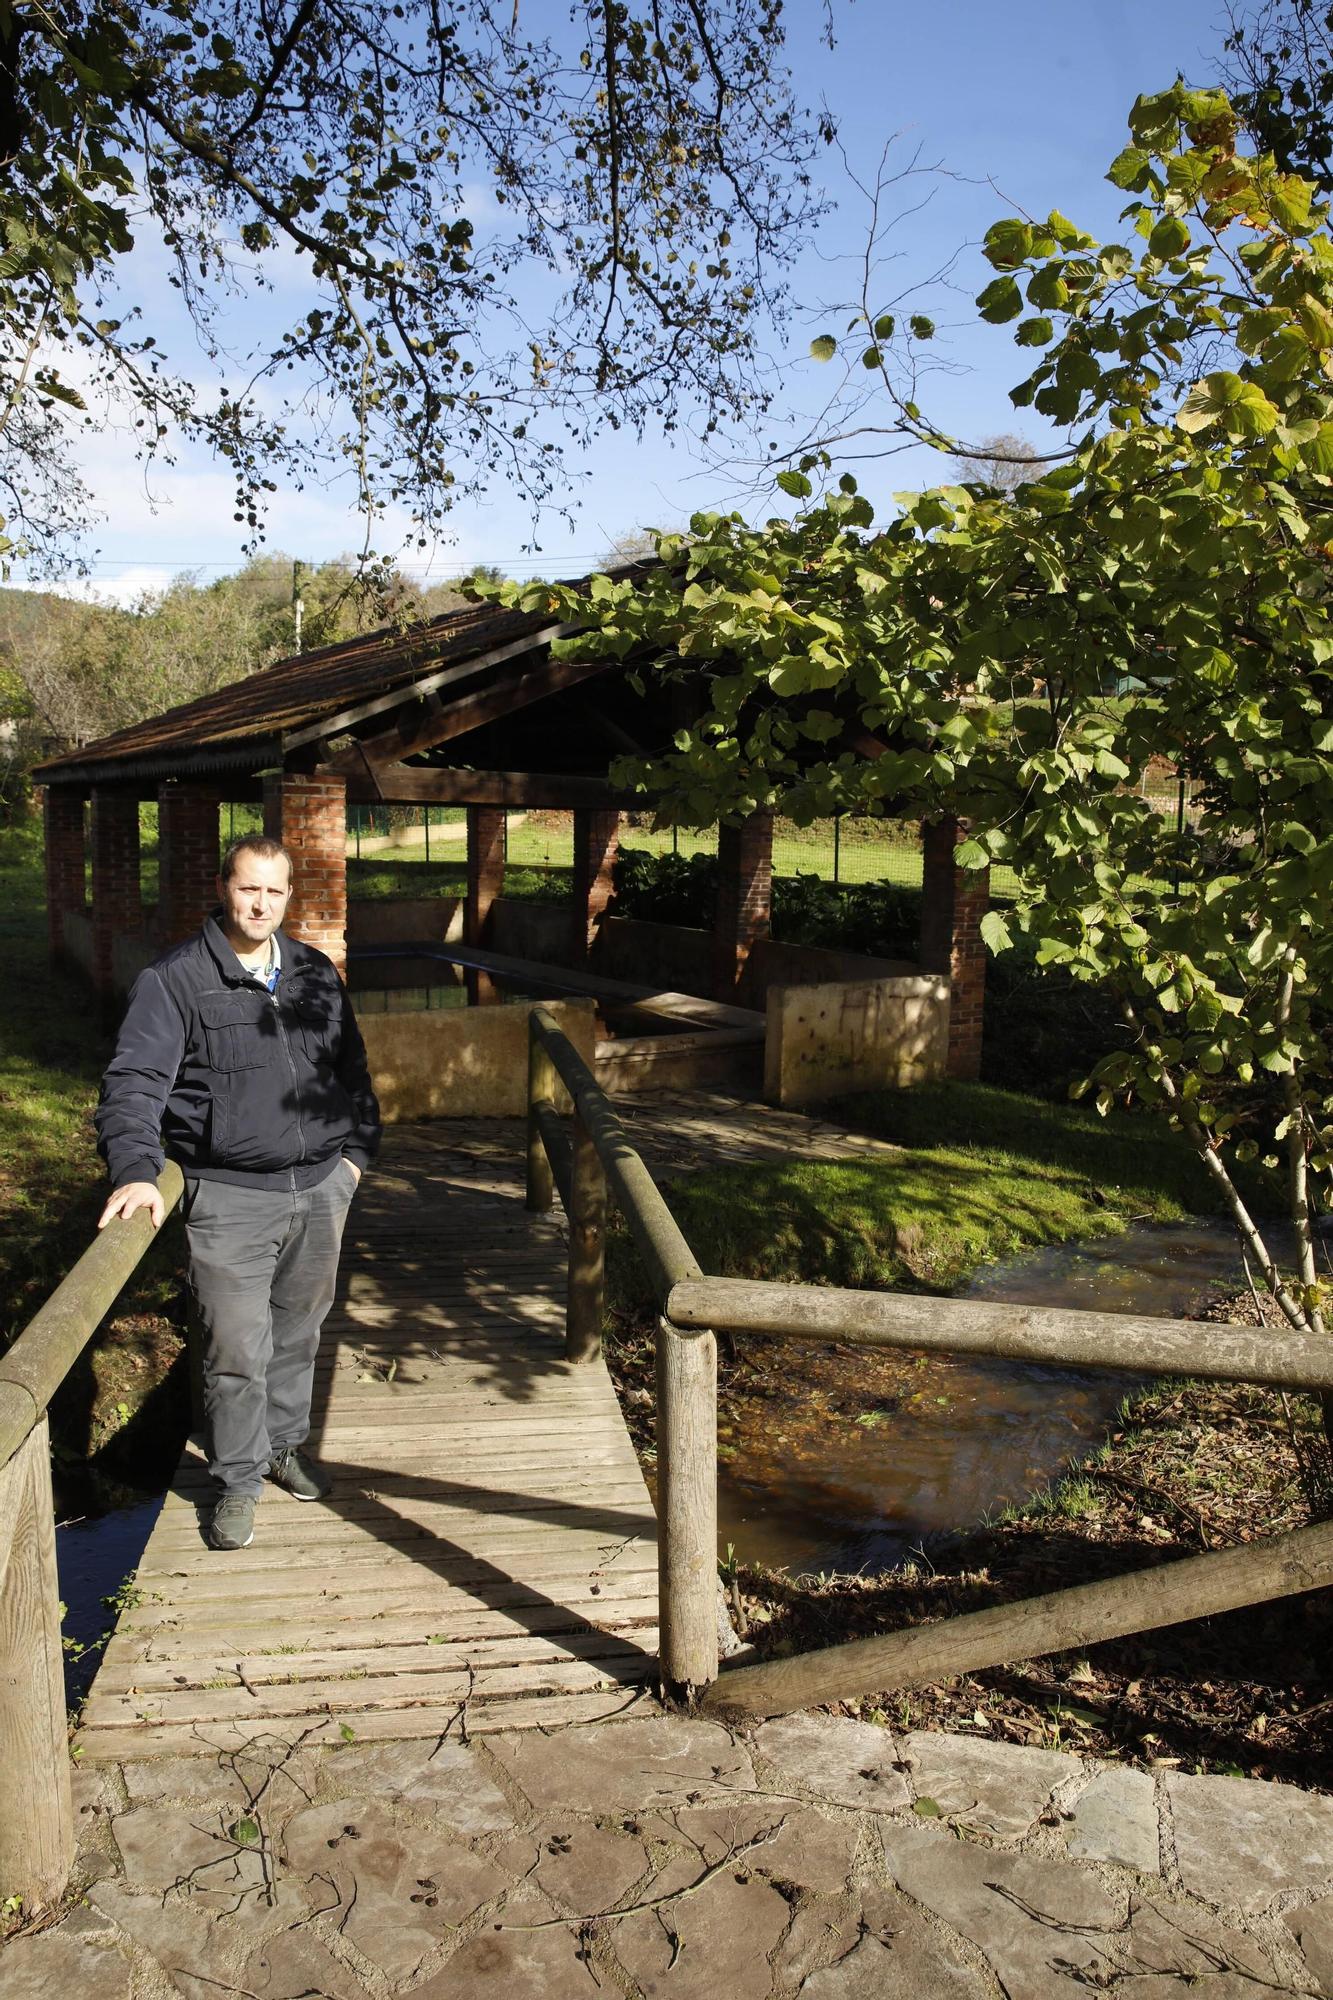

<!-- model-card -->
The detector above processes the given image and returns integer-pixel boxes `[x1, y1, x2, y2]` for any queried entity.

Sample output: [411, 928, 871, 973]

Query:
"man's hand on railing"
[98, 1182, 165, 1231]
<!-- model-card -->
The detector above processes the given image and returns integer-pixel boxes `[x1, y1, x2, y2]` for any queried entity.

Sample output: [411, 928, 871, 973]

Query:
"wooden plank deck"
[76, 1126, 661, 1760]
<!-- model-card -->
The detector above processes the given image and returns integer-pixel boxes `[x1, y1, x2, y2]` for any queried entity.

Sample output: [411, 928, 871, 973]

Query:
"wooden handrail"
[664, 1274, 1333, 1392]
[0, 1162, 184, 1473]
[529, 1008, 702, 1302]
[0, 1159, 182, 1912]
[523, 1006, 1333, 1723]
[527, 1009, 717, 1695]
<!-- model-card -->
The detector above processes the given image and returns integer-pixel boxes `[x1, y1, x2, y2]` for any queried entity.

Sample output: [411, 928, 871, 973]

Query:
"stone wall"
[764, 974, 949, 1109]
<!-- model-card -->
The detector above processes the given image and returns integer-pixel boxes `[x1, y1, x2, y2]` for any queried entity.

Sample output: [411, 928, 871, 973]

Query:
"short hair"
[219, 834, 294, 885]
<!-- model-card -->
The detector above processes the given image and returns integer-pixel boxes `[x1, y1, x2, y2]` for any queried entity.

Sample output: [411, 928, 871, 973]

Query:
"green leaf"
[978, 276, 1023, 324]
[913, 1797, 942, 1817]
[861, 346, 882, 370]
[338, 1722, 356, 1742]
[1177, 372, 1279, 439]
[230, 1818, 260, 1846]
[873, 314, 896, 340]
[775, 469, 812, 499]
[980, 909, 1013, 953]
[1303, 424, 1333, 475]
[809, 335, 837, 363]
[1016, 317, 1054, 348]
[984, 218, 1034, 270]
[1148, 215, 1190, 259]
[909, 315, 935, 340]
[1107, 145, 1150, 191]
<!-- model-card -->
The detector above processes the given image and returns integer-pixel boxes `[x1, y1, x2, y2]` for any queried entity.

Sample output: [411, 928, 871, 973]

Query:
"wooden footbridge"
[75, 1123, 662, 1759]
[8, 1009, 1333, 1912]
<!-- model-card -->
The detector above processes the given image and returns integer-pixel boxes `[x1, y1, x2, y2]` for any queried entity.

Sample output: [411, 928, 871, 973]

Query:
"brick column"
[157, 782, 222, 947]
[89, 787, 142, 1000]
[465, 806, 506, 949]
[264, 773, 347, 974]
[713, 810, 773, 1002]
[571, 808, 620, 962]
[920, 816, 989, 1081]
[42, 786, 86, 967]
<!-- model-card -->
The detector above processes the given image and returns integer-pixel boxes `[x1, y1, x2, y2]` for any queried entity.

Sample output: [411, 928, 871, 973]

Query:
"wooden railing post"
[657, 1318, 719, 1699]
[526, 1023, 556, 1212]
[566, 1111, 606, 1364]
[0, 1417, 74, 1909]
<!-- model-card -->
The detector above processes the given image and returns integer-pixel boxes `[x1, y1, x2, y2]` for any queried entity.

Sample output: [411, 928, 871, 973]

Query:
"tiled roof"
[33, 595, 566, 782]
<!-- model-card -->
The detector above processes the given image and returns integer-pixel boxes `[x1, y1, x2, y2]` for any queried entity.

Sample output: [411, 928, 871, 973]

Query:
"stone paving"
[6, 1712, 1331, 1997]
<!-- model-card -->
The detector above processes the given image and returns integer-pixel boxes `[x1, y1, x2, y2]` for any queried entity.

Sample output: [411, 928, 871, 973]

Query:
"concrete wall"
[360, 997, 596, 1121]
[62, 908, 94, 979]
[764, 974, 949, 1109]
[489, 897, 571, 964]
[742, 937, 917, 1010]
[112, 931, 157, 995]
[596, 916, 714, 995]
[347, 896, 464, 947]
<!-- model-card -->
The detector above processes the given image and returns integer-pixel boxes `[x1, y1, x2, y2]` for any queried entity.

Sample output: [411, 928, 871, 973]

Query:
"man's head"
[216, 836, 293, 952]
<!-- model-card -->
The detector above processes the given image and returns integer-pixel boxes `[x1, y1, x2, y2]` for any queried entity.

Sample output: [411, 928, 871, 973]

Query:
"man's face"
[216, 851, 293, 949]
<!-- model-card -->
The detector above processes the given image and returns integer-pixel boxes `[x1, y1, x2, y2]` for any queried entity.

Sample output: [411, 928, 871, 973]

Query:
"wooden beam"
[663, 1276, 1333, 1394]
[327, 653, 617, 772]
[280, 622, 574, 753]
[703, 1512, 1333, 1718]
[335, 765, 638, 809]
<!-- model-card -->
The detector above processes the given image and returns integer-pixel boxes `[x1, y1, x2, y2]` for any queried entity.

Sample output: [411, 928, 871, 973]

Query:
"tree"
[1222, 1, 1333, 192]
[951, 431, 1045, 494]
[501, 83, 1333, 1357]
[0, 551, 425, 749]
[0, 0, 832, 573]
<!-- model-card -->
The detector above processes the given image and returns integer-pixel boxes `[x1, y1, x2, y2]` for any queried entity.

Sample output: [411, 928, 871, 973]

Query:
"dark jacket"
[96, 915, 382, 1192]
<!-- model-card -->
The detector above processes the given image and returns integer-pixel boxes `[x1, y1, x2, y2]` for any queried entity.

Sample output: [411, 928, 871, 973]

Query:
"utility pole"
[292, 560, 305, 653]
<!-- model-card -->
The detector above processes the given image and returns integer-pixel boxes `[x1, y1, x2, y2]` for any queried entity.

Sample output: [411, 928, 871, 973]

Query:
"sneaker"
[209, 1493, 256, 1550]
[267, 1447, 331, 1502]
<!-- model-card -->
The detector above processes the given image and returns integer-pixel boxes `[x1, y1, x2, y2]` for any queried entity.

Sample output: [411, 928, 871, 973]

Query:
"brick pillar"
[89, 787, 142, 1000]
[465, 806, 506, 949]
[264, 773, 347, 974]
[157, 782, 222, 947]
[713, 810, 773, 1002]
[42, 786, 86, 967]
[571, 808, 620, 962]
[920, 817, 989, 1080]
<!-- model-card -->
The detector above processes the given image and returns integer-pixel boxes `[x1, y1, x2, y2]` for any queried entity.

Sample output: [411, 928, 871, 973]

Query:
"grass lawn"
[0, 816, 188, 1502]
[611, 1081, 1239, 1317]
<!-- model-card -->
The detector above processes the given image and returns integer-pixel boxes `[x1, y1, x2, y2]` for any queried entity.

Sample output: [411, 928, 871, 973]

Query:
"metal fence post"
[566, 1110, 606, 1363]
[656, 1318, 719, 1698]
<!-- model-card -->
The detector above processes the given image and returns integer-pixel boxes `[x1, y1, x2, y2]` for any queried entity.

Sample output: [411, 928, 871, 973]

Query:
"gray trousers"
[184, 1162, 357, 1495]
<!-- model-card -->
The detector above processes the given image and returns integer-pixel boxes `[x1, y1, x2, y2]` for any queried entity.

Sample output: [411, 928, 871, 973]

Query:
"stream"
[714, 1219, 1250, 1578]
[57, 1217, 1252, 1693]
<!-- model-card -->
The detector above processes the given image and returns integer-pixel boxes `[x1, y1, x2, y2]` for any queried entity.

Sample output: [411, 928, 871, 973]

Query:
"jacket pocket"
[292, 990, 341, 1065]
[198, 994, 279, 1072]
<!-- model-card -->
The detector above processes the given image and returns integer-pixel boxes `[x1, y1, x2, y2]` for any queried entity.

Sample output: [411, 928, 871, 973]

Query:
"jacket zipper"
[271, 988, 306, 1184]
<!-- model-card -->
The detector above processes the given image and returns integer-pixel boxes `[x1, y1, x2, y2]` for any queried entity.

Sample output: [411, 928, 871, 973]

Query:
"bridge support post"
[657, 1320, 719, 1699]
[0, 1418, 74, 1909]
[566, 1112, 606, 1363]
[527, 1033, 557, 1212]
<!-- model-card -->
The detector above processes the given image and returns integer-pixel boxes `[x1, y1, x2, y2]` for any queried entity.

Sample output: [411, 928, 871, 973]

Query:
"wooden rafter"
[323, 652, 617, 773]
[280, 621, 574, 754]
[334, 764, 638, 809]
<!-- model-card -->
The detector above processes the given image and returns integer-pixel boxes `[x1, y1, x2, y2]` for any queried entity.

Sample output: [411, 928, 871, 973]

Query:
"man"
[96, 834, 381, 1552]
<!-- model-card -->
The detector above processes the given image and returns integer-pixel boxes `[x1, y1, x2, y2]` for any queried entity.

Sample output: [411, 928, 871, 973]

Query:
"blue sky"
[30, 0, 1227, 602]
